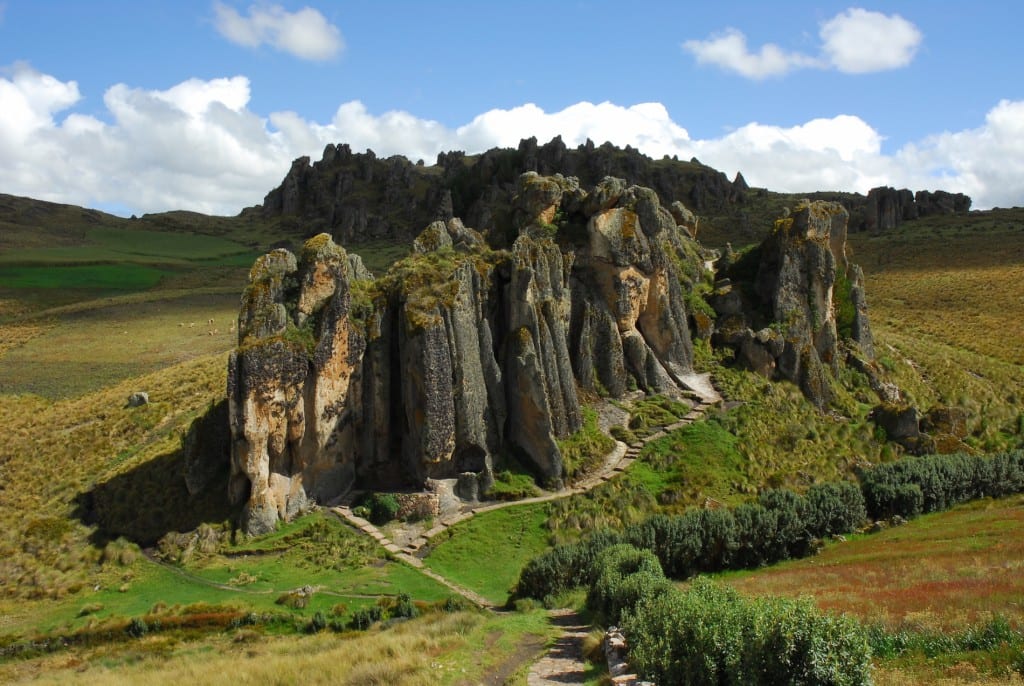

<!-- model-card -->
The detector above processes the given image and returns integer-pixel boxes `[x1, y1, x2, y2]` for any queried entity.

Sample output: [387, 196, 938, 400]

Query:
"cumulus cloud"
[820, 8, 922, 73]
[0, 65, 1021, 215]
[213, 2, 343, 61]
[683, 7, 922, 79]
[682, 29, 822, 79]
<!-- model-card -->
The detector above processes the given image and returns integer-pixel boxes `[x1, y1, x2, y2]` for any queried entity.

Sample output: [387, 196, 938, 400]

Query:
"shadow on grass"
[74, 399, 239, 546]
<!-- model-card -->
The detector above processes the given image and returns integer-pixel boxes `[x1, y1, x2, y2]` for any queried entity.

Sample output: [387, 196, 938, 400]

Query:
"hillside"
[0, 144, 1021, 684]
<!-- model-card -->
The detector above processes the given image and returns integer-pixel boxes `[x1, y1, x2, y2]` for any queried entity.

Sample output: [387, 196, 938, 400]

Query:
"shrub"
[514, 528, 623, 600]
[805, 481, 867, 537]
[362, 493, 400, 525]
[348, 605, 384, 630]
[758, 489, 814, 559]
[859, 450, 1024, 520]
[623, 578, 871, 686]
[126, 617, 148, 638]
[390, 592, 419, 620]
[308, 611, 327, 633]
[586, 544, 667, 624]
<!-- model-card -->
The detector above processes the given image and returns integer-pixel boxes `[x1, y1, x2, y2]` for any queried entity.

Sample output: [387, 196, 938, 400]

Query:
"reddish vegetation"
[726, 495, 1024, 632]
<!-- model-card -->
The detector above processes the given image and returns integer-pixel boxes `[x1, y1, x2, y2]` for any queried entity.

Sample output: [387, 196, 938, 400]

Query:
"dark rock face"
[230, 175, 708, 532]
[860, 186, 971, 232]
[915, 190, 972, 216]
[713, 201, 874, 408]
[257, 137, 744, 247]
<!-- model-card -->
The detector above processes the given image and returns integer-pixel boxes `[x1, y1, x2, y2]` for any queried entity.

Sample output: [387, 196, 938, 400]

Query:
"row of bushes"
[585, 545, 871, 686]
[517, 450, 1024, 600]
[516, 481, 865, 600]
[859, 450, 1024, 519]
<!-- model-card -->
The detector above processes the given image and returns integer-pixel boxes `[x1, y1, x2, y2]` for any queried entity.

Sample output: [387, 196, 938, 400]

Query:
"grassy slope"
[424, 504, 552, 605]
[721, 495, 1024, 683]
[851, 208, 1024, 451]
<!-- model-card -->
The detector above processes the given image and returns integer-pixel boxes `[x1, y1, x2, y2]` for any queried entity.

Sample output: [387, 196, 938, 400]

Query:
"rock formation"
[229, 174, 709, 533]
[254, 137, 746, 247]
[712, 201, 874, 408]
[861, 186, 971, 232]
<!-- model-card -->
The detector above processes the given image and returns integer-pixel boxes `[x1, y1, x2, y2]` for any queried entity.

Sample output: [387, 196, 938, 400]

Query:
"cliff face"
[230, 174, 709, 533]
[713, 201, 873, 408]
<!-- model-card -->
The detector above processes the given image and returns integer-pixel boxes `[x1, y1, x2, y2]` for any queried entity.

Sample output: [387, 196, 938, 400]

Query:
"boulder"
[126, 392, 149, 407]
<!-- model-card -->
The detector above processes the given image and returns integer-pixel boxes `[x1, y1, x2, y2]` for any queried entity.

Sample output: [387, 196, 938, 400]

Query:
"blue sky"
[1, 1, 1022, 215]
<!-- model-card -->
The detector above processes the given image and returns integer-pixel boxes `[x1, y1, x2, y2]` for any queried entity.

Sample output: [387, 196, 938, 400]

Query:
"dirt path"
[526, 610, 592, 685]
[332, 374, 721, 609]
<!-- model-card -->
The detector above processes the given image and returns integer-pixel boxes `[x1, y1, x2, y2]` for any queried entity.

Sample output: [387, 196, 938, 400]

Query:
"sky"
[1, 1, 1022, 216]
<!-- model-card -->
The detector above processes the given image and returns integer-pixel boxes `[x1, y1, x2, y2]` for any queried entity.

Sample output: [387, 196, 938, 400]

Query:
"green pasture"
[424, 504, 552, 605]
[0, 226, 254, 266]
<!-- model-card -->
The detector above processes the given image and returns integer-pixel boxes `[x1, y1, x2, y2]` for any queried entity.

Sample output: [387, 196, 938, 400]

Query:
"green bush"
[623, 578, 871, 686]
[859, 450, 1024, 520]
[348, 605, 384, 630]
[805, 481, 867, 537]
[362, 492, 400, 525]
[390, 592, 419, 620]
[585, 544, 668, 624]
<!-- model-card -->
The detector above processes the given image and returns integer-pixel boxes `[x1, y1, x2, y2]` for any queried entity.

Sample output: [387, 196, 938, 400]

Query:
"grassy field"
[0, 292, 240, 398]
[721, 494, 1024, 682]
[424, 504, 553, 605]
[0, 608, 555, 685]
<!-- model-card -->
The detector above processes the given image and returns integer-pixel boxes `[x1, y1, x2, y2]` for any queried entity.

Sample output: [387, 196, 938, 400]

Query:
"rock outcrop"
[230, 175, 709, 533]
[255, 137, 745, 248]
[860, 186, 971, 232]
[712, 201, 874, 408]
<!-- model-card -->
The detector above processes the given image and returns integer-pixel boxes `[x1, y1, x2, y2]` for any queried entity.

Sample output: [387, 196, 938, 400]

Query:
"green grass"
[0, 292, 240, 398]
[625, 394, 691, 438]
[0, 226, 254, 265]
[639, 419, 750, 505]
[348, 239, 411, 276]
[0, 263, 171, 290]
[1, 512, 453, 641]
[424, 504, 551, 605]
[558, 406, 617, 483]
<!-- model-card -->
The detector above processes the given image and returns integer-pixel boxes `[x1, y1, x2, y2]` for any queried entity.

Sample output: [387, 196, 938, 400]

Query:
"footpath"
[332, 374, 721, 682]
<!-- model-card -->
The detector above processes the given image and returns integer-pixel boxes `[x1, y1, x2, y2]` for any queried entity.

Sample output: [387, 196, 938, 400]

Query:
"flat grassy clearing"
[0, 292, 239, 398]
[722, 494, 1024, 631]
[424, 504, 552, 605]
[0, 608, 554, 686]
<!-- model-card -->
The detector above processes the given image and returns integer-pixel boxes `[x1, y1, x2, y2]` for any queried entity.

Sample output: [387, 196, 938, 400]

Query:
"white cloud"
[821, 8, 922, 73]
[0, 66, 1022, 215]
[682, 28, 822, 80]
[684, 7, 922, 79]
[213, 2, 343, 61]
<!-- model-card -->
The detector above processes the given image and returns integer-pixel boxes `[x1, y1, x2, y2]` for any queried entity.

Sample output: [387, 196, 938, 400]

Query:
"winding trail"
[331, 375, 720, 606]
[331, 375, 721, 682]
